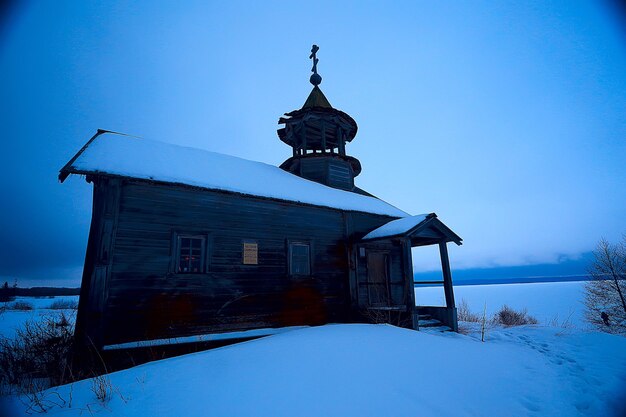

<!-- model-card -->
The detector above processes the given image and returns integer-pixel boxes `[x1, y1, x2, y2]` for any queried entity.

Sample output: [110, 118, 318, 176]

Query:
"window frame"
[242, 239, 259, 265]
[287, 240, 312, 277]
[170, 232, 210, 275]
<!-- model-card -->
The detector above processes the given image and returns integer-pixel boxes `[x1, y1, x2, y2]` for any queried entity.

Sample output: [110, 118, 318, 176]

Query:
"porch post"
[401, 239, 418, 330]
[439, 241, 458, 331]
[439, 242, 455, 308]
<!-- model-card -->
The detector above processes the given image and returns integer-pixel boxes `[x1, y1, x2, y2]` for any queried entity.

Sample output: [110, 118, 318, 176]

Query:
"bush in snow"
[8, 301, 34, 311]
[48, 299, 79, 310]
[492, 305, 538, 326]
[584, 236, 626, 335]
[457, 299, 481, 322]
[0, 312, 76, 397]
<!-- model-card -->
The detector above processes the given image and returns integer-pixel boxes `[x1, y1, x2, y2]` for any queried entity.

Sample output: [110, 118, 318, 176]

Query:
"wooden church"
[61, 46, 462, 360]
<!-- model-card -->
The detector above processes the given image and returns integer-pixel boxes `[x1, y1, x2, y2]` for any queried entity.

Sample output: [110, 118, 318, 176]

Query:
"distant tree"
[584, 235, 626, 335]
[0, 281, 16, 303]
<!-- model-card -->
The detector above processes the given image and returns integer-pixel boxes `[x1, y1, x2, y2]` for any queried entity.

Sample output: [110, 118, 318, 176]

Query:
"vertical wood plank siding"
[97, 179, 397, 345]
[75, 177, 121, 348]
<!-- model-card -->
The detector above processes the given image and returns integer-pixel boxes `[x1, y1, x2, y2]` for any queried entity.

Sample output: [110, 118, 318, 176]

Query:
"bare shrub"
[361, 308, 410, 328]
[48, 299, 79, 310]
[0, 312, 128, 414]
[0, 312, 76, 395]
[457, 299, 480, 322]
[91, 374, 114, 403]
[584, 236, 626, 335]
[8, 301, 34, 311]
[492, 305, 538, 326]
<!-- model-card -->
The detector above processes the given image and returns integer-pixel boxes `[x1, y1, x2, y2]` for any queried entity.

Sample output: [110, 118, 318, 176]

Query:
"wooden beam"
[439, 242, 455, 308]
[344, 213, 359, 308]
[402, 239, 418, 330]
[430, 218, 463, 246]
[59, 129, 108, 182]
[337, 127, 346, 156]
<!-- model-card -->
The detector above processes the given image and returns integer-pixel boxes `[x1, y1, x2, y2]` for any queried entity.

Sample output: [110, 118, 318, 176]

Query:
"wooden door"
[367, 252, 390, 306]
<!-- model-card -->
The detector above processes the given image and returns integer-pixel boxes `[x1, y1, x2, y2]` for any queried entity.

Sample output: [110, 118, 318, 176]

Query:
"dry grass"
[457, 302, 541, 336]
[0, 312, 75, 395]
[91, 373, 114, 403]
[492, 305, 538, 326]
[457, 299, 481, 322]
[48, 299, 79, 310]
[361, 308, 411, 328]
[7, 301, 34, 311]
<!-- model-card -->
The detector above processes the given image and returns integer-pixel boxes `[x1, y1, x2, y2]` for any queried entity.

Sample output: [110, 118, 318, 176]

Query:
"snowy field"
[3, 285, 626, 416]
[0, 296, 79, 338]
[416, 281, 587, 328]
[1, 323, 625, 417]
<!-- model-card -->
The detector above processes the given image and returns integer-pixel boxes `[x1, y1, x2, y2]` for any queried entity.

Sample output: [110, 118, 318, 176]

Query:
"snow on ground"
[0, 296, 78, 338]
[2, 287, 624, 416]
[2, 323, 625, 417]
[416, 281, 587, 328]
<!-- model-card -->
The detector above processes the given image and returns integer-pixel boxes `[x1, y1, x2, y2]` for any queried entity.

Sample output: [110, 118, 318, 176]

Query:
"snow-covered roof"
[60, 131, 409, 218]
[362, 214, 431, 240]
[362, 213, 463, 245]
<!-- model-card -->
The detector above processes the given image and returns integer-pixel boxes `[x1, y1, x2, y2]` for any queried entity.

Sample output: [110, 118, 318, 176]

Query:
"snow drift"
[3, 324, 626, 416]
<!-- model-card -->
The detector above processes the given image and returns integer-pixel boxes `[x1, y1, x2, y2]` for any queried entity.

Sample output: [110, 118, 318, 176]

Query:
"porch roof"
[362, 213, 462, 246]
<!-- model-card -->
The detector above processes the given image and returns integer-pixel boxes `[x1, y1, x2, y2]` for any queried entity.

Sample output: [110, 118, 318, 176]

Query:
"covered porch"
[357, 213, 462, 331]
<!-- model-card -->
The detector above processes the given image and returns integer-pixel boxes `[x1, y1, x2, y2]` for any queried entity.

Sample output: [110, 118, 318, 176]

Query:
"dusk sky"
[1, 1, 625, 286]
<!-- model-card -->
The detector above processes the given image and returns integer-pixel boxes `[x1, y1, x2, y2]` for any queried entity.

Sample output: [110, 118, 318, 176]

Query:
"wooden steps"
[417, 313, 452, 332]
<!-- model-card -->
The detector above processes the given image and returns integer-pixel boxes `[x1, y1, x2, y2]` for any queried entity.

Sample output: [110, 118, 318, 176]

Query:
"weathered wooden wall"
[85, 178, 398, 346]
[74, 177, 121, 349]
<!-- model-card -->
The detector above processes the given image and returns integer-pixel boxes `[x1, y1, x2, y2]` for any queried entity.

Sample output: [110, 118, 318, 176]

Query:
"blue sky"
[0, 1, 625, 286]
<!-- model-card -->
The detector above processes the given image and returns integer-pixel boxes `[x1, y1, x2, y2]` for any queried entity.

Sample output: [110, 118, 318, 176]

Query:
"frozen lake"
[0, 282, 591, 339]
[0, 296, 79, 338]
[416, 281, 588, 328]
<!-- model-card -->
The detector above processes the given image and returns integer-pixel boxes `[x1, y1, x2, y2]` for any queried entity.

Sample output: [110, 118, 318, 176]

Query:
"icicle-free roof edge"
[362, 213, 463, 245]
[60, 131, 410, 218]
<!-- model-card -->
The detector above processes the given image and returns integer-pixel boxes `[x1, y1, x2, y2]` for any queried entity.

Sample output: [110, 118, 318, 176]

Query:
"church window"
[176, 235, 206, 273]
[289, 242, 311, 276]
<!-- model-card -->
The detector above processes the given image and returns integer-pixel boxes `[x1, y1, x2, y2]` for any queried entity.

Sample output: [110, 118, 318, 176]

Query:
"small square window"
[289, 242, 311, 276]
[176, 235, 206, 274]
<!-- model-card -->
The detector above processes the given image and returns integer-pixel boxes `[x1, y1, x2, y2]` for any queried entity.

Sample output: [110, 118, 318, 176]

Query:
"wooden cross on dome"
[309, 44, 322, 86]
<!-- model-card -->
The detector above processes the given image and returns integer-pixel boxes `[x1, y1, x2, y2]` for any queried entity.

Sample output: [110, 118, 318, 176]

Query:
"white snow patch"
[65, 132, 408, 217]
[3, 324, 626, 417]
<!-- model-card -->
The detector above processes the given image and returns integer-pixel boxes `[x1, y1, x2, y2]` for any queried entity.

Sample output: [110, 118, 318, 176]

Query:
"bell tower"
[278, 45, 362, 192]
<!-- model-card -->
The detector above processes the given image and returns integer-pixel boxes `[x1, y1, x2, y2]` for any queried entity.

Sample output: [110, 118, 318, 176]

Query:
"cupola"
[278, 45, 362, 192]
